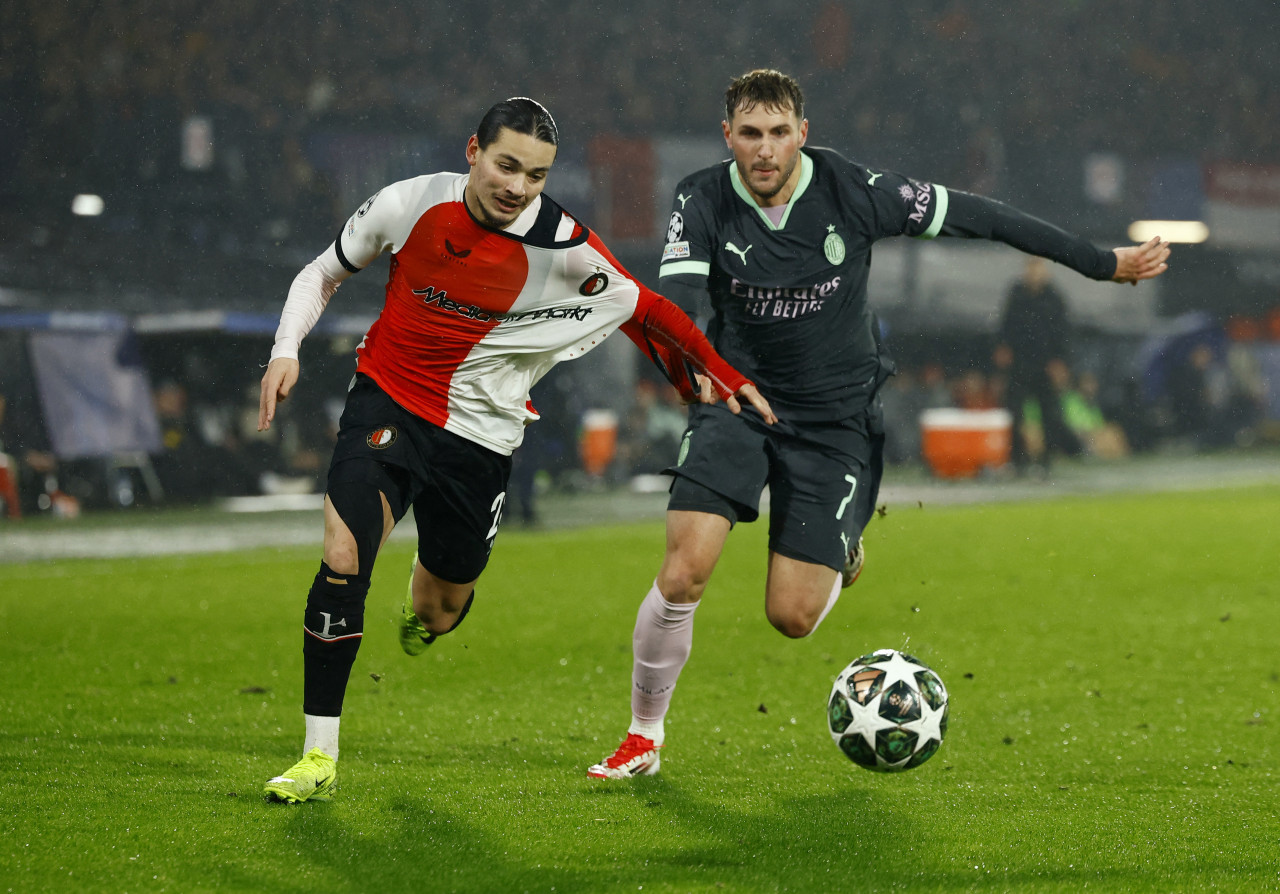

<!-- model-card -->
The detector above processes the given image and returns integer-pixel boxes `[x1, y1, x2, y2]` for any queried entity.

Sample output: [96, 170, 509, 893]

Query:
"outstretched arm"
[621, 289, 776, 424]
[939, 190, 1172, 283]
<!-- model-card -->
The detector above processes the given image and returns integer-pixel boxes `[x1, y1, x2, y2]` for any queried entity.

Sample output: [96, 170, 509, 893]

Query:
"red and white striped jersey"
[273, 173, 746, 455]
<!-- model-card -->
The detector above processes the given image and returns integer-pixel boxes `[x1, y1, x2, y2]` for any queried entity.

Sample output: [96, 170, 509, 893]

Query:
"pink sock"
[630, 581, 699, 741]
[810, 573, 842, 634]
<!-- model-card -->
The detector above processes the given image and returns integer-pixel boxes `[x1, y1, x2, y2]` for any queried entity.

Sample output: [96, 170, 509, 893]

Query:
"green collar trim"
[728, 151, 813, 231]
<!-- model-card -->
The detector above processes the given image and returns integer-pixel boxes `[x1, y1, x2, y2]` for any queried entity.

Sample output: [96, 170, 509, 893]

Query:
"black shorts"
[328, 374, 512, 584]
[667, 402, 884, 571]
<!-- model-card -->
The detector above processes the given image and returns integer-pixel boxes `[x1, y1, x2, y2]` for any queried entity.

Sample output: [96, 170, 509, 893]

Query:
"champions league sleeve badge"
[667, 211, 684, 243]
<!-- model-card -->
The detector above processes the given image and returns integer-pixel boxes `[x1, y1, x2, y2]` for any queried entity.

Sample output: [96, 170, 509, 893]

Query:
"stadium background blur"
[1, 0, 1277, 515]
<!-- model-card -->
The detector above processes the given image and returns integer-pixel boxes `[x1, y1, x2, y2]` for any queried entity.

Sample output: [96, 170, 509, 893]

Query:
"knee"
[656, 560, 711, 603]
[326, 482, 390, 577]
[411, 575, 475, 635]
[766, 605, 819, 639]
[417, 601, 463, 636]
[323, 542, 360, 576]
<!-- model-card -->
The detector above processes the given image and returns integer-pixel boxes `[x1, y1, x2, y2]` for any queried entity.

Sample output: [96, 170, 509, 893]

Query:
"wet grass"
[1, 486, 1277, 892]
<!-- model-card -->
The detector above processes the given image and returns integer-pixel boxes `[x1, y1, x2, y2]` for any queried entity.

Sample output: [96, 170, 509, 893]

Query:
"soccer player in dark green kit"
[589, 68, 1171, 778]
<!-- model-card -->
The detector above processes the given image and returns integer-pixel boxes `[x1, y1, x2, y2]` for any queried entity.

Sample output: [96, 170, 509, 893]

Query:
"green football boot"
[263, 747, 336, 803]
[399, 571, 436, 656]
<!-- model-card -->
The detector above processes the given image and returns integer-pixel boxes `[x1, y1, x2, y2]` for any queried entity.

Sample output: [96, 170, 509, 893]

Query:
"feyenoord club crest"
[823, 225, 846, 266]
[579, 272, 609, 296]
[367, 426, 398, 449]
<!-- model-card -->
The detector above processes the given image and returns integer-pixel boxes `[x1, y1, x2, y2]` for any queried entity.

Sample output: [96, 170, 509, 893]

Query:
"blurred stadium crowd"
[0, 0, 1277, 516]
[2, 1, 1275, 282]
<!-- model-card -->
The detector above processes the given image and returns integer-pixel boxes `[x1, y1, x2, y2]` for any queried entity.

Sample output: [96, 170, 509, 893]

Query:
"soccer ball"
[827, 648, 949, 772]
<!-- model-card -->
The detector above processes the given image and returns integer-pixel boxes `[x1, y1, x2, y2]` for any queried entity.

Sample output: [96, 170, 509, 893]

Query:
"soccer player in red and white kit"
[258, 97, 775, 803]
[588, 69, 1171, 779]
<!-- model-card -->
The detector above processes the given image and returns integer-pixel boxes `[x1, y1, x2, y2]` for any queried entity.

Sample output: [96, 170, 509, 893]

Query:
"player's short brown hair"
[724, 69, 805, 122]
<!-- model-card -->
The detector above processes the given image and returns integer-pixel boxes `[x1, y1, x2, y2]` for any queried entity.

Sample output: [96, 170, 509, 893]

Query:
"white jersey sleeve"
[270, 244, 350, 361]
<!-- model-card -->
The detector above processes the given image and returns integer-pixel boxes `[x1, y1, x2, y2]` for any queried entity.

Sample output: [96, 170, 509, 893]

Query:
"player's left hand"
[695, 374, 778, 424]
[1112, 236, 1171, 286]
[258, 357, 300, 431]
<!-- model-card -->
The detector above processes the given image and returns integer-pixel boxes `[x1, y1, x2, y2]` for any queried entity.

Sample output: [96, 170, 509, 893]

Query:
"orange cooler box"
[579, 409, 618, 477]
[919, 408, 1012, 478]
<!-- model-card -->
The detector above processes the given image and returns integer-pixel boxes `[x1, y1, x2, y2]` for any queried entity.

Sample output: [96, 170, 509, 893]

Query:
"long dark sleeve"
[940, 189, 1118, 281]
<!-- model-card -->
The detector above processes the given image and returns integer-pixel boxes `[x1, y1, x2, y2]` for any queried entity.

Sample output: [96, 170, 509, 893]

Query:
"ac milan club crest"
[367, 426, 398, 449]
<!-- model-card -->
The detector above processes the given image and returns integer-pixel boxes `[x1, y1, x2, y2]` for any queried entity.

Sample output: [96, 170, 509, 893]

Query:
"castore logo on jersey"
[444, 239, 472, 258]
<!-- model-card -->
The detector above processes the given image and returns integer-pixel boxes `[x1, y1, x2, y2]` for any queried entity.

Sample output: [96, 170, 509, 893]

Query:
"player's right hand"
[258, 357, 300, 431]
[1112, 236, 1170, 285]
[732, 382, 777, 425]
[694, 373, 778, 425]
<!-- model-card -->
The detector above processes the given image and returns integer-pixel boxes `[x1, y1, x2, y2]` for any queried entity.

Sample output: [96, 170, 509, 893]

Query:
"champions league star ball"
[827, 649, 949, 772]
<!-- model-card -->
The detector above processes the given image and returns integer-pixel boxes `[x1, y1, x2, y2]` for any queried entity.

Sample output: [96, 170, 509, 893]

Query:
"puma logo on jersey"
[444, 239, 471, 258]
[867, 171, 883, 186]
[725, 242, 752, 265]
[677, 193, 692, 209]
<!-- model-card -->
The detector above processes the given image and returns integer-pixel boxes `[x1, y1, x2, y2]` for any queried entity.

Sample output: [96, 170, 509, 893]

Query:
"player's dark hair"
[476, 97, 559, 149]
[724, 69, 805, 121]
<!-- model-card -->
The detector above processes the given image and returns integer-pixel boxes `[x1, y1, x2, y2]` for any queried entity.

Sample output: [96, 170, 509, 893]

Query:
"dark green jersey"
[658, 146, 1116, 422]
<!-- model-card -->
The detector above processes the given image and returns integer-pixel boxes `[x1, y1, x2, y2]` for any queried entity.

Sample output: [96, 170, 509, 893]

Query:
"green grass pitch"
[2, 486, 1277, 893]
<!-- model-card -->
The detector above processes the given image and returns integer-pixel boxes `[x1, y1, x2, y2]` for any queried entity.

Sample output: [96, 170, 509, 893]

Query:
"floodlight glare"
[72, 194, 105, 217]
[1127, 220, 1208, 244]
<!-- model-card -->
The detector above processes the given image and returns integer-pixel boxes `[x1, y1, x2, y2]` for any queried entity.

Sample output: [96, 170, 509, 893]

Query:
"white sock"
[630, 581, 699, 746]
[809, 573, 843, 635]
[304, 714, 340, 761]
[629, 717, 666, 746]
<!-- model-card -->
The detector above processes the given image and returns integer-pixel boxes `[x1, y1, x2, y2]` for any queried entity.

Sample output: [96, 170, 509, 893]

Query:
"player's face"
[723, 102, 808, 207]
[464, 128, 557, 229]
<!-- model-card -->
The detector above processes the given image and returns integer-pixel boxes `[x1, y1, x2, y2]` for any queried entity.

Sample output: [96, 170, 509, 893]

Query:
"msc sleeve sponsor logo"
[906, 181, 934, 224]
[662, 241, 691, 261]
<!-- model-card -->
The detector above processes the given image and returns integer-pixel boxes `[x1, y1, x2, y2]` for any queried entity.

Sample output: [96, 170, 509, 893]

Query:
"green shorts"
[666, 403, 884, 571]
